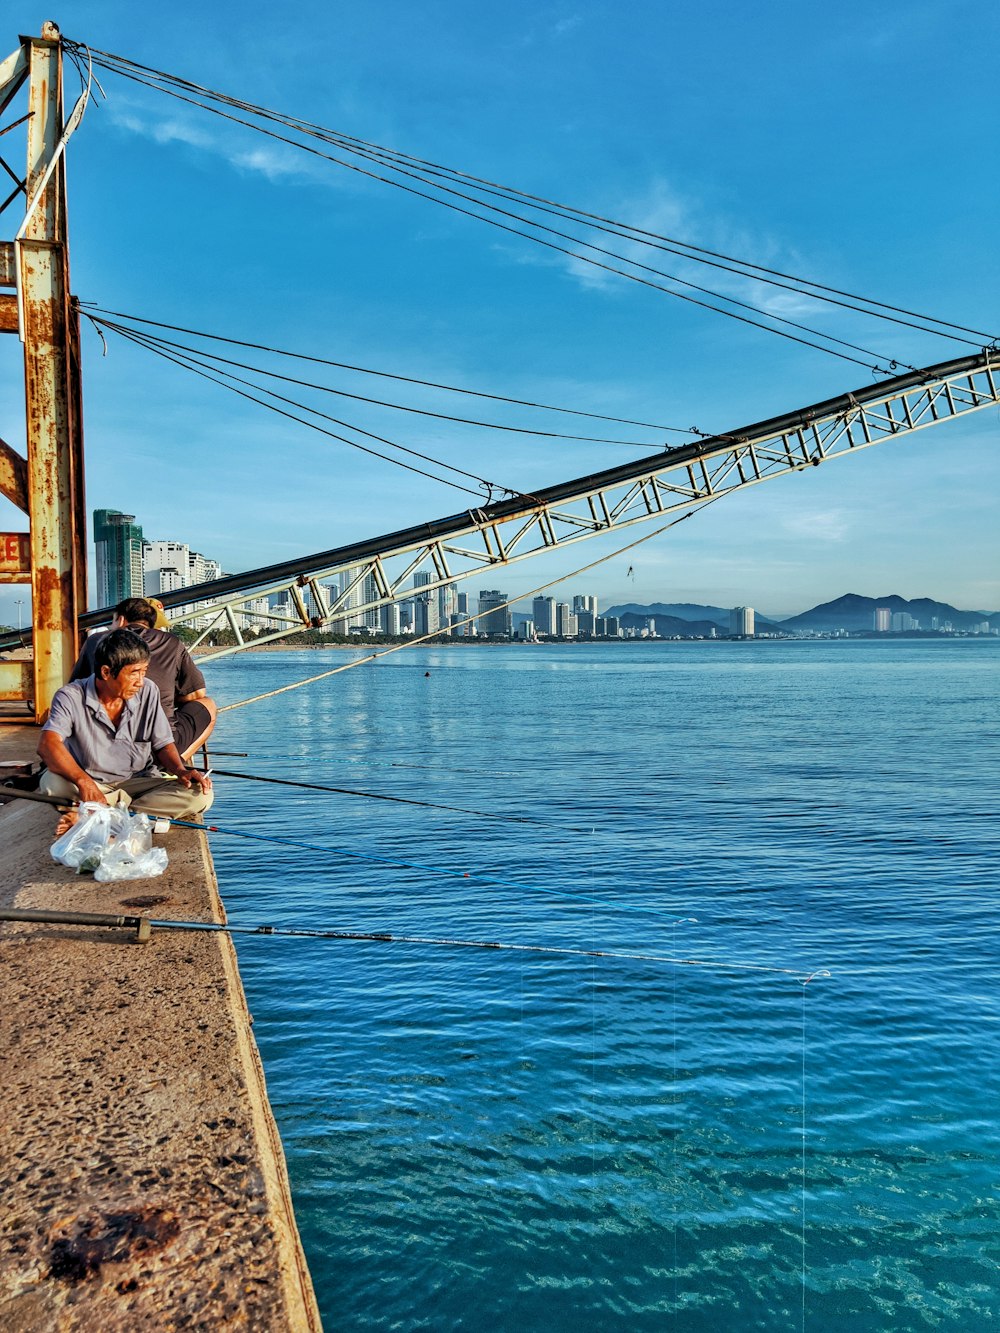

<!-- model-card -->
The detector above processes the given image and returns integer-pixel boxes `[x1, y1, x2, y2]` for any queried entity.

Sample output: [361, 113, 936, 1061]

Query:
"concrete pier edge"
[0, 719, 322, 1329]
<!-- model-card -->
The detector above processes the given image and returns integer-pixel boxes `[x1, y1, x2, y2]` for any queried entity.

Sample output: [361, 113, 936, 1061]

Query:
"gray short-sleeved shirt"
[41, 677, 174, 782]
[71, 626, 205, 728]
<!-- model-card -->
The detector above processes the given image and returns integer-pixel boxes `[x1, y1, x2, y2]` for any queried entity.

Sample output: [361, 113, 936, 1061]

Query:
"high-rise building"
[143, 539, 189, 581]
[381, 601, 402, 636]
[94, 509, 144, 607]
[573, 594, 598, 618]
[361, 571, 382, 630]
[188, 550, 222, 585]
[142, 540, 225, 628]
[413, 572, 440, 637]
[891, 611, 916, 632]
[438, 581, 458, 629]
[533, 596, 556, 636]
[478, 589, 511, 636]
[331, 565, 366, 634]
[242, 596, 272, 632]
[873, 607, 891, 632]
[143, 564, 187, 596]
[730, 606, 755, 637]
[555, 603, 574, 637]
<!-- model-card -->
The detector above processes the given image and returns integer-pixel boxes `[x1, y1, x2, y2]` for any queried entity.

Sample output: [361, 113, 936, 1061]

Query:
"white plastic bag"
[50, 802, 168, 881]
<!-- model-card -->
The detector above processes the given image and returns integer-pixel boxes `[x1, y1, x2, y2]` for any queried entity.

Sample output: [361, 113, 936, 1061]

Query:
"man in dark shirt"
[72, 597, 216, 760]
[41, 628, 213, 822]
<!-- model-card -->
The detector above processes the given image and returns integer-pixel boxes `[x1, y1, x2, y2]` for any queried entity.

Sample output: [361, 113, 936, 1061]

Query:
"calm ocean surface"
[203, 639, 1000, 1331]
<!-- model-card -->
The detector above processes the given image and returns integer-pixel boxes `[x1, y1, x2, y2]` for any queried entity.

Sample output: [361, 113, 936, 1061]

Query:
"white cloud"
[108, 104, 325, 184]
[781, 508, 852, 542]
[554, 178, 693, 294]
[553, 15, 583, 37]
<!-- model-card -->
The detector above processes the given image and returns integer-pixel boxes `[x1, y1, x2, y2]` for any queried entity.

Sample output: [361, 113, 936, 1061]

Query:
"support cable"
[88, 315, 501, 500]
[77, 306, 689, 434]
[67, 41, 997, 349]
[64, 47, 927, 371]
[86, 311, 682, 449]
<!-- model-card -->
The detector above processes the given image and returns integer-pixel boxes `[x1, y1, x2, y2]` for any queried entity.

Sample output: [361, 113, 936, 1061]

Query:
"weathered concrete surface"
[0, 722, 321, 1330]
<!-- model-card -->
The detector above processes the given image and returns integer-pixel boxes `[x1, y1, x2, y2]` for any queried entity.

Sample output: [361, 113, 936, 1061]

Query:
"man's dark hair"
[114, 597, 157, 628]
[95, 628, 151, 678]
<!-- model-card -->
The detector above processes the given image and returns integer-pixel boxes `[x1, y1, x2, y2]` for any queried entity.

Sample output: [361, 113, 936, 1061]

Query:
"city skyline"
[71, 507, 1000, 642]
[1, 2, 998, 627]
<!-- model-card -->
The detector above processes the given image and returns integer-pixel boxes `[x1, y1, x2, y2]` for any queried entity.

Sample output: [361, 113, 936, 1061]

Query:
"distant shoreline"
[191, 631, 997, 656]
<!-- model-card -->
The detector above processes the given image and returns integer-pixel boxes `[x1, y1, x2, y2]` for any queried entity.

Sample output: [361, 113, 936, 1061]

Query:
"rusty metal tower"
[0, 22, 86, 722]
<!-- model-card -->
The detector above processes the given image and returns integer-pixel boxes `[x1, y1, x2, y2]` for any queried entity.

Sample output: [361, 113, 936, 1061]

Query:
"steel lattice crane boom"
[81, 350, 995, 660]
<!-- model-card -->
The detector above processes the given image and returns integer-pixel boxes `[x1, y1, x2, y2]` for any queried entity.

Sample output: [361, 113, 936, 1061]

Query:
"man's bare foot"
[54, 808, 78, 838]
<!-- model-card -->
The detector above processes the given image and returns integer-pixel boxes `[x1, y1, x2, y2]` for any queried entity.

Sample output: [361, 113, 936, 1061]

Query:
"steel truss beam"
[78, 350, 998, 660]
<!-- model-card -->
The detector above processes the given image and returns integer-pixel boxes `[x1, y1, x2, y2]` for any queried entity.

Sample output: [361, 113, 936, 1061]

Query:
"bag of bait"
[50, 802, 168, 881]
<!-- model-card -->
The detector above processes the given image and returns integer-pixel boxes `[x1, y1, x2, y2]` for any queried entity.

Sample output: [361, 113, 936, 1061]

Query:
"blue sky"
[1, 0, 998, 624]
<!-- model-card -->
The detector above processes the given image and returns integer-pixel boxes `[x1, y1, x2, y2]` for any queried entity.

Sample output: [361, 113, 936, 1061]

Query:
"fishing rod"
[209, 766, 576, 829]
[0, 907, 827, 980]
[4, 787, 690, 926]
[220, 752, 519, 778]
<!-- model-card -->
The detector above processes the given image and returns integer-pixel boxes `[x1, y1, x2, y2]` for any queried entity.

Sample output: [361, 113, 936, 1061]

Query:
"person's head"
[94, 628, 151, 699]
[113, 597, 157, 629]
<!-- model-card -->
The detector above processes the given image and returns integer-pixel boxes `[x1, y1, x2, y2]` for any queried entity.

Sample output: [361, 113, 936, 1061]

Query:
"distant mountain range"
[604, 602, 785, 635]
[779, 594, 1000, 632]
[604, 595, 1000, 635]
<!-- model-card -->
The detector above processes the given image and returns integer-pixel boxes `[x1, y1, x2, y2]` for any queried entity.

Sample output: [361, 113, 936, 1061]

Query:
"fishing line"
[6, 789, 836, 970]
[172, 814, 698, 926]
[671, 915, 697, 1317]
[209, 763, 716, 869]
[589, 838, 598, 1211]
[4, 787, 693, 927]
[800, 969, 830, 1331]
[217, 496, 722, 713]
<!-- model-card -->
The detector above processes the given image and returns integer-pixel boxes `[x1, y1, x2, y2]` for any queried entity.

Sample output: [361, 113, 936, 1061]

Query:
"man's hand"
[154, 742, 212, 792]
[76, 775, 109, 806]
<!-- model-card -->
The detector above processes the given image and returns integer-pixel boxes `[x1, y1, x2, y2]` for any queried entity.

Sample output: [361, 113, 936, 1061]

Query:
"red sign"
[0, 532, 30, 576]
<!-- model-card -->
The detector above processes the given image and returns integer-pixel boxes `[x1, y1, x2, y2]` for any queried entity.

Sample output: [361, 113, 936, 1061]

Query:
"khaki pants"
[40, 770, 213, 821]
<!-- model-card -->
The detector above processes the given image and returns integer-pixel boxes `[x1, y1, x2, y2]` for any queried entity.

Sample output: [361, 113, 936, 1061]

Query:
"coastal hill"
[779, 593, 1000, 633]
[604, 602, 785, 635]
[605, 595, 1000, 635]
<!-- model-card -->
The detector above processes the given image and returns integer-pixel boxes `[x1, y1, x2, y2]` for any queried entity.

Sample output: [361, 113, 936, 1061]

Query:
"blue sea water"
[203, 639, 1000, 1331]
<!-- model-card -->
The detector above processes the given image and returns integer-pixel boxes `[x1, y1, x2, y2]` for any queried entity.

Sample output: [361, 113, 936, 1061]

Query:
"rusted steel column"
[20, 33, 85, 720]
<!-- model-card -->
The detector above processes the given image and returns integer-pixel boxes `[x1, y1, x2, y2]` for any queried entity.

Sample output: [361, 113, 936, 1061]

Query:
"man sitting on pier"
[71, 597, 216, 762]
[39, 629, 214, 824]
